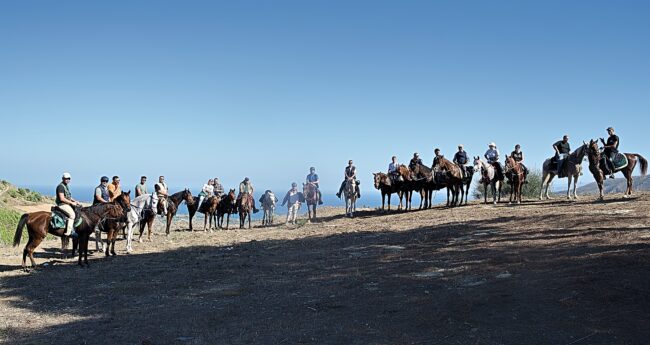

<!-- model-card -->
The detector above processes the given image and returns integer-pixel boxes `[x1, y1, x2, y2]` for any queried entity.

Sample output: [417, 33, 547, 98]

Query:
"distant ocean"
[21, 184, 449, 220]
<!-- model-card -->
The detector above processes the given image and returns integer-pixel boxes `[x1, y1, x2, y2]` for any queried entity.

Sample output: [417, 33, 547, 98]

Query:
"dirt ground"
[1, 193, 649, 345]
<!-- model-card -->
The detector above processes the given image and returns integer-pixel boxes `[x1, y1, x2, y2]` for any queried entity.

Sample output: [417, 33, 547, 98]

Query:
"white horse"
[540, 143, 588, 200]
[124, 194, 158, 253]
[473, 157, 503, 205]
[344, 178, 357, 217]
[261, 190, 277, 226]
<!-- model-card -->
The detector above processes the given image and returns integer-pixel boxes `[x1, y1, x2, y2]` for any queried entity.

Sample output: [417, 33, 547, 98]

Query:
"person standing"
[281, 182, 301, 224]
[93, 176, 110, 205]
[107, 176, 122, 202]
[135, 176, 148, 197]
[56, 172, 81, 237]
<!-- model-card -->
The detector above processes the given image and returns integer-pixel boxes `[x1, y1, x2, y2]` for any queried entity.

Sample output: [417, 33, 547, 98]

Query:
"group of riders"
[382, 127, 621, 185]
[53, 127, 622, 235]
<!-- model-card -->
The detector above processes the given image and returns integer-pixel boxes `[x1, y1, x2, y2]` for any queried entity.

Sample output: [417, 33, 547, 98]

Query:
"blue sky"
[1, 0, 648, 193]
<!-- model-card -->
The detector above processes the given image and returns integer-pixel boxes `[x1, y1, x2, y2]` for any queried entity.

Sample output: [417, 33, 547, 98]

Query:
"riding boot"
[252, 198, 260, 213]
[357, 186, 361, 198]
[336, 182, 345, 198]
[318, 191, 323, 205]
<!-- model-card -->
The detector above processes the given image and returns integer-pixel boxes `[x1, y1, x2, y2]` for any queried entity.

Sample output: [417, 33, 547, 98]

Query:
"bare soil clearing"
[1, 194, 649, 345]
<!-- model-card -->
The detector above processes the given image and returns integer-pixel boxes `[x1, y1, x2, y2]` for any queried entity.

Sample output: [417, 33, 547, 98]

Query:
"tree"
[473, 168, 543, 201]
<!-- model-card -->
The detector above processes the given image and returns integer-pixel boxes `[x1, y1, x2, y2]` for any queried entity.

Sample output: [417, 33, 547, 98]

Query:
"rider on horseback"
[56, 172, 81, 237]
[197, 179, 214, 211]
[453, 144, 469, 177]
[600, 127, 619, 179]
[432, 148, 443, 168]
[553, 135, 571, 175]
[93, 176, 110, 205]
[409, 153, 423, 170]
[239, 177, 260, 213]
[213, 177, 224, 197]
[306, 167, 324, 205]
[511, 144, 529, 182]
[388, 156, 401, 183]
[135, 176, 148, 197]
[336, 160, 361, 199]
[155, 176, 169, 215]
[485, 143, 504, 180]
[107, 176, 122, 202]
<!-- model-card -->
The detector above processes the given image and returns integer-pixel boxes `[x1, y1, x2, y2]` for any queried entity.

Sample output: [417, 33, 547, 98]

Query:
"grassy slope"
[0, 180, 51, 245]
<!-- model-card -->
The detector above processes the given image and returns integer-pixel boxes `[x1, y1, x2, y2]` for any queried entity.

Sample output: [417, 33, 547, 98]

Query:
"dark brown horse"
[409, 163, 434, 209]
[303, 183, 318, 221]
[237, 193, 252, 229]
[504, 156, 525, 204]
[187, 195, 221, 231]
[432, 157, 464, 207]
[396, 164, 428, 210]
[94, 191, 132, 256]
[159, 189, 194, 235]
[587, 139, 648, 199]
[373, 172, 404, 211]
[217, 189, 237, 229]
[13, 203, 124, 270]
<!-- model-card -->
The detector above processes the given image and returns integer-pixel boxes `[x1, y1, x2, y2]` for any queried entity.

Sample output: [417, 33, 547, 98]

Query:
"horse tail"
[634, 154, 648, 176]
[13, 213, 28, 247]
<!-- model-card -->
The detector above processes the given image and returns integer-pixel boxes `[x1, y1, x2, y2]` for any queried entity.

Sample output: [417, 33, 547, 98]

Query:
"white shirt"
[202, 184, 214, 195]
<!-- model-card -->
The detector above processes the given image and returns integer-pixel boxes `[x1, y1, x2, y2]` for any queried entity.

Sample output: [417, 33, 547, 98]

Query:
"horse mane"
[82, 203, 122, 218]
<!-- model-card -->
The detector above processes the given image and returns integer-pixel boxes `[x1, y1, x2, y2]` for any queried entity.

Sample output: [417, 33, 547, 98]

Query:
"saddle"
[601, 153, 628, 173]
[49, 206, 82, 231]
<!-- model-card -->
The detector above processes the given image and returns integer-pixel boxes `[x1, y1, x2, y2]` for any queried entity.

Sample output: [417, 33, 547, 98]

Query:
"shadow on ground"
[2, 209, 650, 345]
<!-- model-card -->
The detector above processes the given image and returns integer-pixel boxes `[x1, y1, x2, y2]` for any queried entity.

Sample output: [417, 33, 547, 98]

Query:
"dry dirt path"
[1, 194, 649, 344]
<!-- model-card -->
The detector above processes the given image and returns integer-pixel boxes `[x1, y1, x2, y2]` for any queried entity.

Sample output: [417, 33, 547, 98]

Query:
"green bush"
[0, 207, 22, 245]
[473, 168, 543, 201]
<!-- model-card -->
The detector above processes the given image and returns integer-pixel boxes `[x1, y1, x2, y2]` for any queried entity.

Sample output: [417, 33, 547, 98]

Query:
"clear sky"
[1, 0, 648, 193]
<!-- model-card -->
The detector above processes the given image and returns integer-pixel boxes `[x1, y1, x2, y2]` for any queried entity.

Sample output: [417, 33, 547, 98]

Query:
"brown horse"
[187, 195, 221, 231]
[159, 189, 194, 235]
[217, 189, 237, 229]
[237, 193, 252, 229]
[303, 183, 319, 221]
[504, 156, 525, 204]
[396, 164, 428, 210]
[432, 157, 464, 207]
[13, 203, 124, 270]
[587, 139, 648, 199]
[373, 172, 404, 211]
[95, 191, 132, 256]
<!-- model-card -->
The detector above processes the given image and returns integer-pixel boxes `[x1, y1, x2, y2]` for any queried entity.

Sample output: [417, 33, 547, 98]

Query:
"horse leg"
[105, 230, 111, 257]
[26, 236, 43, 270]
[484, 183, 488, 204]
[111, 233, 117, 256]
[566, 176, 572, 200]
[248, 212, 251, 229]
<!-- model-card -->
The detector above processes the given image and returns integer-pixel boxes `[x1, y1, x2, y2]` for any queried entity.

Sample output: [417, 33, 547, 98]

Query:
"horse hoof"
[138, 239, 142, 243]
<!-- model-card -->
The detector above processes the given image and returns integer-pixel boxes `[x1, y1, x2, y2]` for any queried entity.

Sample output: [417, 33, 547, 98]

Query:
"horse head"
[373, 172, 389, 188]
[116, 190, 132, 212]
[183, 188, 194, 205]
